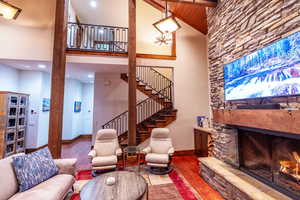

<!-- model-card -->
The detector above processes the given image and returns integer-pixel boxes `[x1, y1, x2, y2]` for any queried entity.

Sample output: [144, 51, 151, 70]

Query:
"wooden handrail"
[102, 66, 174, 136]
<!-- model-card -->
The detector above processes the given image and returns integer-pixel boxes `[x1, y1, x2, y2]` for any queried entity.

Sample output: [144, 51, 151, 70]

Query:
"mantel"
[213, 109, 300, 135]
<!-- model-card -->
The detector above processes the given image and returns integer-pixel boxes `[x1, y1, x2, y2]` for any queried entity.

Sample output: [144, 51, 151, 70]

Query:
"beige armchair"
[88, 129, 122, 171]
[142, 128, 174, 174]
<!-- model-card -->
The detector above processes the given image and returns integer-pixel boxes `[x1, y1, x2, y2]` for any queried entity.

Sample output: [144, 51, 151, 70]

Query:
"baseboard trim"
[62, 134, 92, 144]
[174, 150, 195, 156]
[25, 134, 92, 153]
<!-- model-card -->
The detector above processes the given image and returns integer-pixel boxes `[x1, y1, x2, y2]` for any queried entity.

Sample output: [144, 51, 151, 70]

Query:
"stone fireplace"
[205, 0, 300, 199]
[238, 127, 300, 199]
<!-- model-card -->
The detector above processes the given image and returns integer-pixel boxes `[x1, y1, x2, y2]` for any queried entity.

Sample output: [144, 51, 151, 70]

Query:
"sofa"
[0, 154, 77, 200]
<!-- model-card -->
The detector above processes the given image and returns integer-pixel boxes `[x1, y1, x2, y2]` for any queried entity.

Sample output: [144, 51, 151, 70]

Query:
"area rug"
[70, 166, 201, 200]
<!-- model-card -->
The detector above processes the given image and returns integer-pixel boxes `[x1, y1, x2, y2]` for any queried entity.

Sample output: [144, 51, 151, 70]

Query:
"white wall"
[93, 73, 147, 142]
[37, 73, 51, 147]
[82, 83, 94, 134]
[18, 71, 43, 148]
[63, 79, 83, 140]
[0, 0, 55, 61]
[0, 64, 19, 92]
[138, 21, 210, 151]
[70, 0, 172, 56]
[136, 1, 172, 55]
[0, 0, 209, 150]
[71, 0, 128, 27]
[0, 64, 94, 147]
[68, 1, 77, 23]
[153, 67, 173, 81]
[80, 21, 209, 151]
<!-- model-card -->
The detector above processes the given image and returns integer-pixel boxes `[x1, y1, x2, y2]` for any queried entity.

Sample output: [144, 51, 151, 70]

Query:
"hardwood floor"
[61, 138, 224, 200]
[173, 156, 224, 200]
[62, 138, 92, 170]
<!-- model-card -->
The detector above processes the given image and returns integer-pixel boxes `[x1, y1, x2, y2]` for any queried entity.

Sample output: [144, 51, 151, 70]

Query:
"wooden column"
[48, 0, 68, 158]
[128, 0, 137, 146]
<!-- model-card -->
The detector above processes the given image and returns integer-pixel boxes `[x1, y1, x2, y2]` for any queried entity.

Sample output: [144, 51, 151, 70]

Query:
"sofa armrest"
[54, 158, 77, 176]
[168, 147, 175, 156]
[88, 149, 96, 159]
[116, 148, 122, 156]
[142, 146, 151, 154]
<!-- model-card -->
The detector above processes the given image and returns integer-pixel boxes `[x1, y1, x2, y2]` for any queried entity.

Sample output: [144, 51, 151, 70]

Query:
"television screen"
[224, 32, 300, 101]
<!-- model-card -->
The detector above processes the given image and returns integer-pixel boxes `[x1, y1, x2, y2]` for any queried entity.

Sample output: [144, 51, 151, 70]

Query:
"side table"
[123, 146, 141, 171]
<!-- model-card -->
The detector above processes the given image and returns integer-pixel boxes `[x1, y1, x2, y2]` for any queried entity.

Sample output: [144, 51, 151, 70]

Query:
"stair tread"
[138, 131, 148, 134]
[119, 70, 176, 147]
[145, 124, 157, 127]
[155, 119, 167, 122]
[160, 114, 176, 117]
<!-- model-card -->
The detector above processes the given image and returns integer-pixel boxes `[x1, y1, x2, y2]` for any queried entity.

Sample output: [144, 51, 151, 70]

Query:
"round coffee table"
[80, 171, 148, 200]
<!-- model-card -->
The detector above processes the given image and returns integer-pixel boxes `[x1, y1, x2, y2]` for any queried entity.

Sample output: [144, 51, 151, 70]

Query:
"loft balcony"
[66, 22, 176, 60]
[67, 22, 128, 55]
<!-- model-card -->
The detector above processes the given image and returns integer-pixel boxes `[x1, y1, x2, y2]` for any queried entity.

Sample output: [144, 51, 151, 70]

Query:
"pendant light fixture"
[0, 0, 22, 20]
[153, 0, 181, 34]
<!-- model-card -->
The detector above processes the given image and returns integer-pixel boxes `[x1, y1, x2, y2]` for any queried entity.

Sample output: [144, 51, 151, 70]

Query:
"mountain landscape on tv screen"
[224, 32, 300, 101]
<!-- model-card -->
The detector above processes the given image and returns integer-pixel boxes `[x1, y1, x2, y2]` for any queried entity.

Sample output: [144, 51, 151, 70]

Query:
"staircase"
[102, 66, 177, 146]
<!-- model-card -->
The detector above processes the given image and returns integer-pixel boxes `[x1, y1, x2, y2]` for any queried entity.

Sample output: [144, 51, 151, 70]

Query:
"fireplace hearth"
[238, 128, 300, 199]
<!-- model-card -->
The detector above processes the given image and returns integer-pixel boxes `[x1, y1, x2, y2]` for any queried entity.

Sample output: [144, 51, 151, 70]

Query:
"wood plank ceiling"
[144, 0, 217, 35]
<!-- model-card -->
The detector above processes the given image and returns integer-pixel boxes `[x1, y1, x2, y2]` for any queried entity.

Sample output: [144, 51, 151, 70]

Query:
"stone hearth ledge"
[199, 157, 292, 200]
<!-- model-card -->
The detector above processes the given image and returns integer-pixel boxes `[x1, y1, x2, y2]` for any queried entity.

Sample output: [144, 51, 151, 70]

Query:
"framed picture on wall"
[42, 98, 50, 112]
[74, 101, 82, 113]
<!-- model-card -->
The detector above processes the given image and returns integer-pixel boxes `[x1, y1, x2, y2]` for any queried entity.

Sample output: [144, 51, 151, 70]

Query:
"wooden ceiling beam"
[144, 0, 165, 11]
[160, 0, 217, 7]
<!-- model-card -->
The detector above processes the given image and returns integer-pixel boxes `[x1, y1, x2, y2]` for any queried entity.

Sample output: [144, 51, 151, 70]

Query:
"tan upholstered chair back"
[94, 129, 119, 156]
[149, 128, 173, 154]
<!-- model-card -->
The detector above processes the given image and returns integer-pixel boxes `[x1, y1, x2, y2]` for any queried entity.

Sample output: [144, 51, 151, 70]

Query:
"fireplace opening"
[238, 128, 300, 199]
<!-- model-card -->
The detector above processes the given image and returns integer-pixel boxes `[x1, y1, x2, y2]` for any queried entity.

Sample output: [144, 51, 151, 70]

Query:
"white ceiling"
[0, 0, 55, 28]
[70, 0, 128, 27]
[0, 59, 128, 83]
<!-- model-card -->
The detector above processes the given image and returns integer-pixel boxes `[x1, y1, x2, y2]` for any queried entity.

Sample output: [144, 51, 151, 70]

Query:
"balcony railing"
[67, 22, 128, 53]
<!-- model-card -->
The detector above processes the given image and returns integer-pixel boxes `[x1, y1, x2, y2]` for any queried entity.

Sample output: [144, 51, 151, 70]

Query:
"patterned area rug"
[70, 166, 201, 200]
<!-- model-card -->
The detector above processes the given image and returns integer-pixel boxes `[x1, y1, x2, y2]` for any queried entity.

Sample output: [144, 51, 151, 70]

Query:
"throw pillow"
[12, 147, 59, 192]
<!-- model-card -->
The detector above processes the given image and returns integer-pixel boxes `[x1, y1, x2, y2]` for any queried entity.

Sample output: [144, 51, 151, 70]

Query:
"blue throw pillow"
[12, 147, 59, 192]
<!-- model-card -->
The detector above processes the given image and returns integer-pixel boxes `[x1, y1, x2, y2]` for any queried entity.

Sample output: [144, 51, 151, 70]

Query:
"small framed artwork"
[74, 101, 82, 113]
[42, 98, 50, 112]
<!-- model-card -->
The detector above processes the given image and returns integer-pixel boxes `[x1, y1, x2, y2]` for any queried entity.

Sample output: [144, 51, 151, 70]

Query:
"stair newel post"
[128, 0, 137, 146]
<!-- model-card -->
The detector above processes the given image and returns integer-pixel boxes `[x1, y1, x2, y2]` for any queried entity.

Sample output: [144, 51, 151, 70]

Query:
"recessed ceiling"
[0, 59, 128, 83]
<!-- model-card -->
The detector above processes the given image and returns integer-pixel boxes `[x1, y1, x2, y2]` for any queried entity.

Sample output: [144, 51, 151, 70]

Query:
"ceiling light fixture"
[0, 0, 22, 20]
[88, 74, 94, 78]
[90, 0, 97, 8]
[154, 33, 172, 46]
[153, 0, 181, 34]
[38, 64, 46, 69]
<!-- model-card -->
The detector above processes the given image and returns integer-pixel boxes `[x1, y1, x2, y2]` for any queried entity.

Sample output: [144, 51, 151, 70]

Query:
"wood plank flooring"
[61, 138, 224, 200]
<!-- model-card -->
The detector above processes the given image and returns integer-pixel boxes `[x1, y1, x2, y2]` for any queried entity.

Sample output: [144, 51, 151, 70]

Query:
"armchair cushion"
[146, 153, 169, 164]
[168, 147, 175, 155]
[54, 158, 77, 176]
[142, 146, 151, 154]
[116, 148, 122, 156]
[88, 150, 97, 158]
[92, 155, 117, 167]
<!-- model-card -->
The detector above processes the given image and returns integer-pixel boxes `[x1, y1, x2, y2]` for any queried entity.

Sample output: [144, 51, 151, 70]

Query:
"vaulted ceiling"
[144, 0, 218, 35]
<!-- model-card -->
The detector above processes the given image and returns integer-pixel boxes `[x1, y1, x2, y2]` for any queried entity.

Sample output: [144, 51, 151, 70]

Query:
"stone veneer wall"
[207, 0, 300, 166]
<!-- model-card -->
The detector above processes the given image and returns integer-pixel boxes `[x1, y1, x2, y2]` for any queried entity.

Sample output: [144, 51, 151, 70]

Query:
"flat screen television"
[224, 32, 300, 101]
